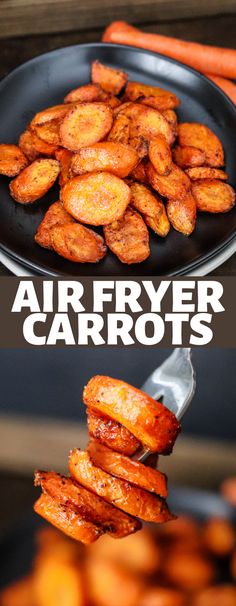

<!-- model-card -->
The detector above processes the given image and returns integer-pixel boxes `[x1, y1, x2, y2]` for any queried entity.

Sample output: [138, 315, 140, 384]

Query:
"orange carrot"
[102, 21, 236, 80]
[205, 73, 236, 105]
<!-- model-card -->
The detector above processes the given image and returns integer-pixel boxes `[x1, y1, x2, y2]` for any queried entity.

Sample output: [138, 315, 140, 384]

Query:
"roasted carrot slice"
[64, 83, 102, 103]
[178, 123, 224, 167]
[33, 121, 61, 146]
[31, 104, 72, 127]
[149, 135, 172, 175]
[0, 144, 28, 176]
[107, 113, 130, 144]
[192, 179, 235, 212]
[50, 223, 107, 263]
[172, 145, 206, 168]
[60, 102, 113, 151]
[35, 201, 75, 249]
[71, 143, 138, 178]
[147, 161, 190, 200]
[55, 148, 73, 187]
[145, 205, 170, 238]
[87, 441, 168, 497]
[83, 376, 181, 453]
[19, 128, 58, 160]
[130, 181, 163, 220]
[104, 207, 150, 264]
[202, 518, 235, 557]
[162, 551, 215, 591]
[125, 81, 180, 110]
[91, 61, 128, 95]
[186, 167, 228, 181]
[9, 158, 60, 204]
[130, 182, 170, 238]
[69, 450, 174, 523]
[128, 136, 148, 159]
[34, 493, 103, 544]
[118, 103, 174, 145]
[162, 109, 178, 129]
[35, 471, 140, 538]
[62, 172, 131, 225]
[87, 409, 141, 456]
[167, 191, 196, 236]
[130, 160, 148, 183]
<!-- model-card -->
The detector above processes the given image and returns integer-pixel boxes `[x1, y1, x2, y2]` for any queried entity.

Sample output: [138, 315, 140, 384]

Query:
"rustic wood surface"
[0, 0, 236, 38]
[0, 413, 235, 534]
[0, 13, 235, 275]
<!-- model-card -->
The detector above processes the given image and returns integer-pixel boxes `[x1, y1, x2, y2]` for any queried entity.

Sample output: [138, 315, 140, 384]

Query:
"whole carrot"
[205, 73, 236, 105]
[102, 21, 236, 80]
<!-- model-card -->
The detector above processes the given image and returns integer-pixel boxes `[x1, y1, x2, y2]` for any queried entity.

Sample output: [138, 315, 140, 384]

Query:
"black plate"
[0, 42, 235, 276]
[0, 487, 235, 587]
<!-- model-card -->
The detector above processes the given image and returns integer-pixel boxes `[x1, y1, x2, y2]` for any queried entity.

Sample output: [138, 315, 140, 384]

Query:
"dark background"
[0, 347, 235, 441]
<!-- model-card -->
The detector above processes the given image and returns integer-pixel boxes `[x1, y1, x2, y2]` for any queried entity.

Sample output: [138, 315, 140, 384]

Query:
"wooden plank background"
[0, 0, 236, 39]
[0, 414, 235, 489]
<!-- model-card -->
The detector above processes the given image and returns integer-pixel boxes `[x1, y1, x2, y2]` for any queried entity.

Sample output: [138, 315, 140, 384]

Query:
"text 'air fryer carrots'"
[34, 375, 181, 543]
[0, 59, 235, 265]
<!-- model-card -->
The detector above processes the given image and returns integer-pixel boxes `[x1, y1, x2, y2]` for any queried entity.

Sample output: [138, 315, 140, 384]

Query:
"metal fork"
[134, 348, 196, 463]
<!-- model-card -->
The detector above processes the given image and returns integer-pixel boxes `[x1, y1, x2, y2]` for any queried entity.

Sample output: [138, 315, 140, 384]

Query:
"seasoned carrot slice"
[71, 143, 138, 178]
[130, 182, 170, 237]
[125, 81, 180, 110]
[31, 104, 72, 127]
[91, 61, 128, 95]
[87, 409, 141, 456]
[130, 160, 148, 183]
[9, 158, 60, 204]
[145, 204, 170, 238]
[173, 145, 206, 168]
[83, 376, 181, 453]
[129, 136, 149, 159]
[0, 576, 33, 606]
[35, 470, 140, 538]
[149, 135, 172, 175]
[34, 493, 103, 544]
[55, 148, 73, 187]
[50, 223, 107, 263]
[19, 128, 58, 160]
[178, 123, 224, 167]
[130, 182, 163, 220]
[118, 103, 174, 145]
[35, 201, 75, 249]
[167, 192, 196, 236]
[33, 121, 61, 146]
[60, 102, 113, 151]
[69, 449, 174, 523]
[62, 172, 131, 225]
[192, 179, 235, 212]
[186, 167, 228, 181]
[0, 144, 28, 176]
[162, 109, 178, 129]
[107, 113, 130, 144]
[64, 83, 102, 103]
[147, 161, 190, 200]
[87, 441, 168, 497]
[104, 207, 150, 264]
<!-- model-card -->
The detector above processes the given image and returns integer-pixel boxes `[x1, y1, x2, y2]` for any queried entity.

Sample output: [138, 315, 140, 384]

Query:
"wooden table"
[0, 11, 235, 275]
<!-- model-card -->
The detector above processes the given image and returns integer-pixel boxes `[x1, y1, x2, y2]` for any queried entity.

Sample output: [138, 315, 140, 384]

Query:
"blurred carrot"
[205, 74, 236, 104]
[102, 21, 236, 80]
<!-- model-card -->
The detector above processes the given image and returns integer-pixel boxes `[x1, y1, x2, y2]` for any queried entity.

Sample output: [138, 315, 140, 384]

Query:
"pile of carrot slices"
[34, 376, 181, 544]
